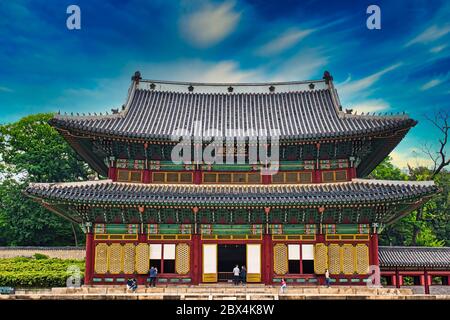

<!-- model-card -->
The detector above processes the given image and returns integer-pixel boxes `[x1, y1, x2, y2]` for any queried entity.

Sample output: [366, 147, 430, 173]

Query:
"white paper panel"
[203, 244, 217, 274]
[288, 244, 300, 260]
[247, 244, 261, 274]
[150, 244, 162, 259]
[163, 244, 175, 259]
[302, 244, 314, 260]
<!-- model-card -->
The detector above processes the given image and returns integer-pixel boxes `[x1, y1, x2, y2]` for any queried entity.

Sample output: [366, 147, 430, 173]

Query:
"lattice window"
[108, 243, 123, 274]
[175, 243, 190, 275]
[355, 244, 369, 274]
[135, 243, 149, 274]
[328, 244, 341, 275]
[273, 244, 288, 275]
[94, 243, 108, 274]
[123, 243, 135, 274]
[341, 244, 355, 275]
[314, 243, 328, 274]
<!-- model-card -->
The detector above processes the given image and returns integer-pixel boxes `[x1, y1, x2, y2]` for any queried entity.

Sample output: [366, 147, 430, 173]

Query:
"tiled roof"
[379, 246, 450, 269]
[50, 78, 416, 141]
[25, 179, 437, 207]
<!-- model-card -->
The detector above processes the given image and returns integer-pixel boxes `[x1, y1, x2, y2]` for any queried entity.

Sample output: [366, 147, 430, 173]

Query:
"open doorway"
[218, 244, 246, 282]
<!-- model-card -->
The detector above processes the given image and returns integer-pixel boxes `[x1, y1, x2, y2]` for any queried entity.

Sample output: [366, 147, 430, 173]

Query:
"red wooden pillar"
[143, 169, 152, 183]
[370, 233, 379, 266]
[192, 234, 201, 284]
[194, 170, 202, 184]
[108, 167, 117, 181]
[262, 174, 271, 184]
[392, 275, 397, 287]
[424, 269, 430, 294]
[263, 234, 272, 284]
[395, 269, 400, 288]
[85, 232, 94, 285]
[314, 169, 322, 183]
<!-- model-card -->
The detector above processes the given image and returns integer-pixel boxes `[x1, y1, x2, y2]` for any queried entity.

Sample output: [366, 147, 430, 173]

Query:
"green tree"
[0, 113, 93, 246]
[370, 157, 448, 247]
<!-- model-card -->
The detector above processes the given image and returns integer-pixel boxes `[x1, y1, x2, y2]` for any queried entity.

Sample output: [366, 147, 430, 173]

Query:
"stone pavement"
[1, 285, 449, 300]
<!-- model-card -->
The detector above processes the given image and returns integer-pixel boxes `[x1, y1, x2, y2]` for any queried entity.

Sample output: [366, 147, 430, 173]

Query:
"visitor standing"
[325, 269, 331, 287]
[240, 266, 247, 285]
[280, 278, 287, 293]
[149, 266, 157, 287]
[233, 265, 240, 286]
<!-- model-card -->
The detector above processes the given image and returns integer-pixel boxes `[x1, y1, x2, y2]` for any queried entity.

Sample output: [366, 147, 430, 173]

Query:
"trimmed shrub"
[0, 257, 85, 288]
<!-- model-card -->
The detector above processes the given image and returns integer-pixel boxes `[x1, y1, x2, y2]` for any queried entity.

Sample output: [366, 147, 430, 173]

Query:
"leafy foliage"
[371, 157, 449, 247]
[0, 257, 84, 288]
[0, 113, 93, 246]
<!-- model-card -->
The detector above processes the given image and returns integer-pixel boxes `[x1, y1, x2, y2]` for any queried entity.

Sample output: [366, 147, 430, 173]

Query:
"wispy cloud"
[420, 73, 449, 91]
[337, 63, 402, 99]
[430, 44, 447, 53]
[390, 149, 434, 170]
[405, 24, 450, 47]
[0, 86, 13, 93]
[257, 28, 315, 56]
[271, 48, 329, 81]
[351, 99, 390, 114]
[179, 1, 241, 48]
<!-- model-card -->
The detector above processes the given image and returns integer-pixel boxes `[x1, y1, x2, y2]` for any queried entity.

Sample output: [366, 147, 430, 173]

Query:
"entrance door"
[202, 244, 217, 282]
[218, 244, 246, 282]
[246, 244, 261, 282]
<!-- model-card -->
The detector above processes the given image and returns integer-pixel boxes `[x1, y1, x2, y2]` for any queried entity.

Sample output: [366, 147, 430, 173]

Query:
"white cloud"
[420, 78, 443, 91]
[390, 150, 434, 170]
[337, 63, 402, 100]
[271, 49, 329, 81]
[257, 28, 315, 56]
[350, 99, 390, 114]
[430, 44, 447, 53]
[139, 59, 262, 83]
[406, 24, 450, 47]
[0, 86, 13, 93]
[179, 1, 241, 48]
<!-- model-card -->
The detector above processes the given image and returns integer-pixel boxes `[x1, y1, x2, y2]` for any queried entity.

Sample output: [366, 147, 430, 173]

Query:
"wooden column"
[194, 170, 202, 184]
[424, 269, 430, 294]
[84, 232, 94, 285]
[395, 269, 400, 288]
[263, 234, 272, 284]
[192, 234, 201, 285]
[371, 233, 379, 266]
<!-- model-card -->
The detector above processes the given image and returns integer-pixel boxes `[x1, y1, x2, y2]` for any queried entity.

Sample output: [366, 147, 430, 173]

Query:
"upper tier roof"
[51, 72, 416, 141]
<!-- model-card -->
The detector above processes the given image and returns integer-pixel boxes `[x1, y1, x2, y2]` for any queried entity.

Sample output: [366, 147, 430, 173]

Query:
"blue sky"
[1, 0, 449, 168]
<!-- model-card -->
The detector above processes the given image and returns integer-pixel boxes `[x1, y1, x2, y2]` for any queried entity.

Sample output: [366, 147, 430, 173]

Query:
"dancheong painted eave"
[49, 71, 417, 142]
[25, 178, 437, 208]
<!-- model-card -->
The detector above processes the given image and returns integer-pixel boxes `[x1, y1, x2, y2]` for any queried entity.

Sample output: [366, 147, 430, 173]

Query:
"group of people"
[279, 269, 331, 293]
[127, 265, 332, 293]
[126, 266, 158, 293]
[232, 265, 247, 285]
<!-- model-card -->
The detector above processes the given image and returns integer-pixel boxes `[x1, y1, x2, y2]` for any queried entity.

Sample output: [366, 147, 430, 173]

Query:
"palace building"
[25, 71, 439, 286]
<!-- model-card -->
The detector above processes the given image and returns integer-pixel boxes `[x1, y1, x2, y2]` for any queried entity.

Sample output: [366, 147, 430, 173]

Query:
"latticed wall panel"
[108, 243, 123, 274]
[341, 244, 354, 275]
[123, 243, 135, 274]
[94, 243, 108, 274]
[175, 243, 190, 275]
[355, 244, 369, 274]
[314, 243, 328, 274]
[135, 243, 149, 274]
[328, 244, 341, 275]
[273, 244, 288, 275]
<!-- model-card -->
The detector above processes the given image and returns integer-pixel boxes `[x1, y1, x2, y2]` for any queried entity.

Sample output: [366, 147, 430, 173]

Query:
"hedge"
[0, 257, 85, 288]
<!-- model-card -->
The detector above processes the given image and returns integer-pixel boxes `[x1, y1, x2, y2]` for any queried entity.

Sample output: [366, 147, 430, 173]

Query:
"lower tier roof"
[26, 178, 436, 208]
[379, 246, 450, 269]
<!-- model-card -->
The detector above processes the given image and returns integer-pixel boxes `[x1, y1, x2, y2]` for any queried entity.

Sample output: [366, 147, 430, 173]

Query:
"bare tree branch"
[423, 110, 450, 177]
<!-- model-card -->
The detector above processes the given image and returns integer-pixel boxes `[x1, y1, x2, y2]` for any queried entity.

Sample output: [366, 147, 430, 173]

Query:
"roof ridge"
[352, 178, 435, 187]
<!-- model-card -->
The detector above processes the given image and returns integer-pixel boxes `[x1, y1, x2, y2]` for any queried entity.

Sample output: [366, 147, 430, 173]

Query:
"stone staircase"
[1, 285, 428, 300]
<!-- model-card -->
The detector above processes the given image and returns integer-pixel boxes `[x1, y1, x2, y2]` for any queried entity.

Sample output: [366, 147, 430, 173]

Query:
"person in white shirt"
[233, 265, 240, 286]
[325, 269, 331, 287]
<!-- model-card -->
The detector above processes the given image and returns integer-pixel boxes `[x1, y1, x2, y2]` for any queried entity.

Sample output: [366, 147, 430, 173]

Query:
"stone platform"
[1, 285, 449, 300]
